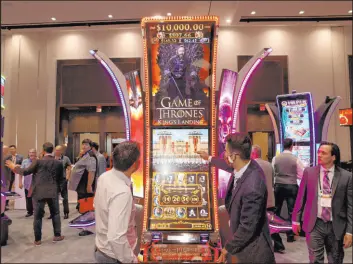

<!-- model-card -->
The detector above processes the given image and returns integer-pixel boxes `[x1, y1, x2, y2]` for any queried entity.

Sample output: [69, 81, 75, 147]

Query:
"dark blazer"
[210, 157, 274, 208]
[17, 155, 64, 200]
[2, 154, 12, 187]
[224, 160, 274, 263]
[5, 154, 23, 178]
[292, 166, 352, 240]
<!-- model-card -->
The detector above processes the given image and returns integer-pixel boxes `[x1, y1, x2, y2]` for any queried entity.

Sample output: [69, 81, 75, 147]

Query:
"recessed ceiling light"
[299, 10, 305, 15]
[108, 14, 113, 18]
[226, 19, 232, 24]
[51, 17, 56, 21]
[349, 10, 352, 14]
[167, 13, 172, 16]
[251, 11, 256, 15]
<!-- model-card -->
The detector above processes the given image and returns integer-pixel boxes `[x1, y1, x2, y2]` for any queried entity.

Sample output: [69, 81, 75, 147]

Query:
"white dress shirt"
[317, 165, 334, 220]
[94, 168, 137, 263]
[233, 161, 251, 189]
[271, 150, 305, 183]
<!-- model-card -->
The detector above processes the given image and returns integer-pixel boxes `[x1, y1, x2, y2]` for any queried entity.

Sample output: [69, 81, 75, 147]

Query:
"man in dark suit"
[6, 142, 65, 246]
[210, 133, 274, 263]
[292, 142, 352, 263]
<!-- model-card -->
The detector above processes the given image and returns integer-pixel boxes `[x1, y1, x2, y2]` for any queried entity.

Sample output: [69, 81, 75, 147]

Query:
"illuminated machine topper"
[1, 75, 5, 109]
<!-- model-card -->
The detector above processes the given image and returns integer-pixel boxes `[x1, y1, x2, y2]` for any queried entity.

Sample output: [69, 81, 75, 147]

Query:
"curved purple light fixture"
[89, 50, 131, 140]
[231, 48, 272, 132]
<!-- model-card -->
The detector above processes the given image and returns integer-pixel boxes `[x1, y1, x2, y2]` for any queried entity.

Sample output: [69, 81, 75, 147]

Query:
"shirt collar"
[112, 168, 132, 187]
[320, 165, 335, 174]
[233, 160, 251, 179]
[44, 153, 54, 157]
[283, 150, 292, 154]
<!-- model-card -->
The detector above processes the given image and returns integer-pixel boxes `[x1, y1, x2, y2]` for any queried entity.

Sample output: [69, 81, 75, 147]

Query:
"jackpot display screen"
[339, 108, 352, 126]
[279, 98, 311, 142]
[292, 145, 311, 167]
[149, 129, 212, 231]
[144, 20, 216, 126]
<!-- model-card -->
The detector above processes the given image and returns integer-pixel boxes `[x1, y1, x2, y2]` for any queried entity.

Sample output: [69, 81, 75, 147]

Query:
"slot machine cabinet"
[140, 16, 221, 262]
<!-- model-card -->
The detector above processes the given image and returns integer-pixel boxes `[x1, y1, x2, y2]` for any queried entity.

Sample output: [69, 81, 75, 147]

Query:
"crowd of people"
[1, 134, 352, 263]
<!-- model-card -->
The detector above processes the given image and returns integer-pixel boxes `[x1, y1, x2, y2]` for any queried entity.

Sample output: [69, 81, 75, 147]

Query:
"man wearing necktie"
[215, 133, 274, 263]
[292, 142, 352, 263]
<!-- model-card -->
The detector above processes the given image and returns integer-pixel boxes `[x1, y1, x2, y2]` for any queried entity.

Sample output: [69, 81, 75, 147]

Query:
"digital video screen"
[149, 171, 212, 231]
[144, 20, 216, 126]
[152, 129, 209, 172]
[292, 145, 311, 167]
[279, 99, 311, 142]
[339, 108, 352, 126]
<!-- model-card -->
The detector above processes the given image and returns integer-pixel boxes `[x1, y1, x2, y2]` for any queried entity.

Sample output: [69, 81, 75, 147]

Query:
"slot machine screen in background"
[280, 99, 311, 142]
[292, 145, 311, 167]
[149, 129, 213, 231]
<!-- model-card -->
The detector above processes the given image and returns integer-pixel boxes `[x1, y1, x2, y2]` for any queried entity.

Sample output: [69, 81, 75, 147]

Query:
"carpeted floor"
[1, 204, 352, 263]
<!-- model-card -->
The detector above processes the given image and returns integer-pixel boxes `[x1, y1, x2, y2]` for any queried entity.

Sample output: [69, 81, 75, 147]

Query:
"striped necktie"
[321, 170, 331, 222]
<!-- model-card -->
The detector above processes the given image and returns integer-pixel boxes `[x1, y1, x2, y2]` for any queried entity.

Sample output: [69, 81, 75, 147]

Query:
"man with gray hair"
[94, 141, 140, 263]
[18, 148, 37, 217]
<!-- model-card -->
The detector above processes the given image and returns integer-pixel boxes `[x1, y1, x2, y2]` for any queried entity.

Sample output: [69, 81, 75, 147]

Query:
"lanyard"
[318, 171, 332, 194]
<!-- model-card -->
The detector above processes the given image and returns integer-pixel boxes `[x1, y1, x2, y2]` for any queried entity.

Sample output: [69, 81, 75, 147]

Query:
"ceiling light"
[51, 17, 56, 21]
[349, 10, 352, 14]
[251, 11, 256, 15]
[167, 13, 172, 16]
[226, 19, 232, 24]
[299, 11, 305, 15]
[108, 14, 113, 18]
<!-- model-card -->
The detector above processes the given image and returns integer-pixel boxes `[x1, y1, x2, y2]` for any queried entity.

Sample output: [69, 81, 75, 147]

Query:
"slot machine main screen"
[150, 129, 212, 231]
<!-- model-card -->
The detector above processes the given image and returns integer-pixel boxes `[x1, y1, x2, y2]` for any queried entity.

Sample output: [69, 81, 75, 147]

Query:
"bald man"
[19, 149, 37, 217]
[54, 145, 72, 219]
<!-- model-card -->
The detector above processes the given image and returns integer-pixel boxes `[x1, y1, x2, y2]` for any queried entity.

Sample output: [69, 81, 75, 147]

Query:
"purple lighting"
[90, 51, 131, 140]
[231, 58, 262, 132]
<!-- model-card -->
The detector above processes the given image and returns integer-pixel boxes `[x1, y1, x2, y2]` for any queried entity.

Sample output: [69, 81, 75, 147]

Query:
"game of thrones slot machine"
[140, 16, 221, 262]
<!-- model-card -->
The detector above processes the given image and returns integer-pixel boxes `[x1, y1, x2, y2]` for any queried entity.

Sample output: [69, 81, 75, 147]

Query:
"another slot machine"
[140, 16, 221, 262]
[276, 92, 316, 170]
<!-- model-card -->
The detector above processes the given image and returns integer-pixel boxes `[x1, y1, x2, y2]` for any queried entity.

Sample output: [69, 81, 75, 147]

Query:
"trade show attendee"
[292, 142, 352, 264]
[251, 145, 286, 253]
[94, 141, 140, 263]
[18, 148, 37, 217]
[213, 133, 274, 263]
[272, 138, 304, 242]
[5, 145, 23, 209]
[2, 145, 11, 192]
[54, 145, 72, 219]
[6, 142, 64, 245]
[68, 139, 97, 236]
[91, 142, 107, 177]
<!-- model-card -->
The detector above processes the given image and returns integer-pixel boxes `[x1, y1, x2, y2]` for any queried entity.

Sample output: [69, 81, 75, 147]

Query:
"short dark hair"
[42, 142, 54, 153]
[112, 141, 140, 171]
[319, 141, 341, 166]
[81, 139, 92, 147]
[91, 142, 99, 151]
[225, 133, 252, 160]
[9, 145, 16, 149]
[283, 138, 293, 150]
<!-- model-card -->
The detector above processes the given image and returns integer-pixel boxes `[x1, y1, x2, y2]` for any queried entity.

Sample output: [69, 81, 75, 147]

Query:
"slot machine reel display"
[141, 16, 221, 262]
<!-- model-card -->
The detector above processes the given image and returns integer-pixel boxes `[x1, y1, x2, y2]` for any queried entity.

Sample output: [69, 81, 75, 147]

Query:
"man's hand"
[19, 182, 23, 189]
[343, 234, 352, 248]
[5, 160, 15, 170]
[86, 185, 93, 194]
[196, 151, 209, 161]
[216, 248, 228, 263]
[292, 223, 301, 236]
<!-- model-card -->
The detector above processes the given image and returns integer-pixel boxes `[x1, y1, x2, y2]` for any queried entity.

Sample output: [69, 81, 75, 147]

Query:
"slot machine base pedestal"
[1, 214, 12, 246]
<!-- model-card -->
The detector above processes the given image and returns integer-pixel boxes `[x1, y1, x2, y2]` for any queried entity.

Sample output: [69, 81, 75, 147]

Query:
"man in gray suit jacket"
[211, 133, 275, 263]
[292, 142, 352, 263]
